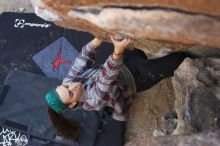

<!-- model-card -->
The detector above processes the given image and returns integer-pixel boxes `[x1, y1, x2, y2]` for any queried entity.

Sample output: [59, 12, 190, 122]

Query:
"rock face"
[125, 77, 175, 142]
[171, 58, 220, 134]
[30, 0, 220, 55]
[125, 130, 220, 146]
[126, 58, 220, 144]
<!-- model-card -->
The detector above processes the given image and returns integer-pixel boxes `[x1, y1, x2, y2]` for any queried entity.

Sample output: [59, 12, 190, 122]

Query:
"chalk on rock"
[153, 129, 165, 136]
[18, 8, 25, 12]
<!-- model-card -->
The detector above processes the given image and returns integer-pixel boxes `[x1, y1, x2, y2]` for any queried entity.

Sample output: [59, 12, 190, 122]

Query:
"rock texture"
[43, 0, 220, 17]
[171, 58, 220, 134]
[125, 130, 220, 146]
[125, 77, 175, 142]
[31, 0, 220, 55]
[0, 0, 33, 14]
[125, 58, 220, 144]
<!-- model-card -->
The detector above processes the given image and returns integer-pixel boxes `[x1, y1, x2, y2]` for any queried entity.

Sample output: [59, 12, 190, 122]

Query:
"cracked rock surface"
[172, 58, 220, 135]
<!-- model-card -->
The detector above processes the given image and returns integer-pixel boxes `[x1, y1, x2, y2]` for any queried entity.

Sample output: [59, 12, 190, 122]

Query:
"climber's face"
[56, 82, 84, 108]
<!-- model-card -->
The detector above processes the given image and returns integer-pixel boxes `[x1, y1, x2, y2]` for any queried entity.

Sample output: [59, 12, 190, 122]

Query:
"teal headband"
[45, 89, 67, 113]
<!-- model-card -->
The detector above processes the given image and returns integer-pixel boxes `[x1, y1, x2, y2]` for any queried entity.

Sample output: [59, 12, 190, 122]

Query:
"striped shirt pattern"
[62, 42, 133, 121]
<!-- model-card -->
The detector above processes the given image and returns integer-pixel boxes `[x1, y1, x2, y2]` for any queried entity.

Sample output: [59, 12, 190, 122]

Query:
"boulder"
[125, 130, 220, 146]
[42, 0, 220, 17]
[125, 77, 175, 142]
[172, 58, 220, 134]
[30, 0, 220, 55]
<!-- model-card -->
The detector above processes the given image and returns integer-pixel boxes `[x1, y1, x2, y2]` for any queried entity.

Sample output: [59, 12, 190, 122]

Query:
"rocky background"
[1, 0, 220, 146]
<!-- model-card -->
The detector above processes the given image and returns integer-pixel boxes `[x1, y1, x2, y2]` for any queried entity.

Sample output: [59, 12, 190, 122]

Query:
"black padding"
[0, 12, 63, 84]
[0, 70, 64, 145]
[0, 85, 9, 105]
[3, 120, 28, 132]
[95, 115, 125, 146]
[0, 12, 113, 84]
[0, 71, 124, 146]
[0, 12, 121, 146]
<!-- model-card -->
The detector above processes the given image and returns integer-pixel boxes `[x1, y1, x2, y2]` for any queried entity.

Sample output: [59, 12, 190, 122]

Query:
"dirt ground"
[0, 0, 33, 14]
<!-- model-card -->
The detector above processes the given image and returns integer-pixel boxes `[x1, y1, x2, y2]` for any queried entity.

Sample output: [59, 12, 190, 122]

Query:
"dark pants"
[123, 49, 196, 92]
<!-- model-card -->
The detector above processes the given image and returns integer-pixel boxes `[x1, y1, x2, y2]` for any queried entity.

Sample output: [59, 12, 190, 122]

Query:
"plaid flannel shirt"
[62, 42, 133, 121]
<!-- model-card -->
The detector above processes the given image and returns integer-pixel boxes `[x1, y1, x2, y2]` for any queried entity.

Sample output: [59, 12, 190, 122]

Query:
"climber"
[44, 35, 193, 140]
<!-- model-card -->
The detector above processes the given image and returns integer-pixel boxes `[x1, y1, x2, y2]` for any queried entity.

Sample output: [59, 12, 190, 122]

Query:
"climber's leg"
[124, 50, 195, 92]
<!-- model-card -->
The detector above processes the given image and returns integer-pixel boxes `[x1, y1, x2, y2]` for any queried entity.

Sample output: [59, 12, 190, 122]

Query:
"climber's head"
[45, 82, 84, 113]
